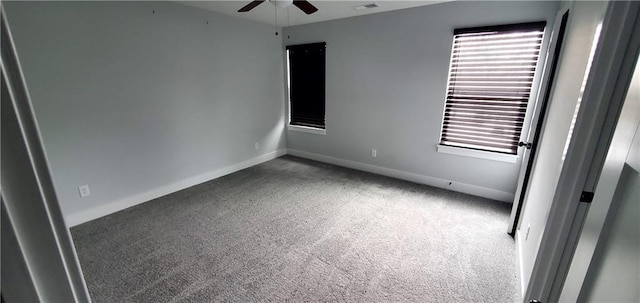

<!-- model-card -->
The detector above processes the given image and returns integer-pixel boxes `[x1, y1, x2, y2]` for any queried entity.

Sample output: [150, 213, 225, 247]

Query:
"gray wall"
[4, 1, 286, 220]
[283, 1, 559, 198]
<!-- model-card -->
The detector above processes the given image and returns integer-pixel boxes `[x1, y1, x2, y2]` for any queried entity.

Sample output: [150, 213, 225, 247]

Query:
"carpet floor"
[71, 156, 519, 302]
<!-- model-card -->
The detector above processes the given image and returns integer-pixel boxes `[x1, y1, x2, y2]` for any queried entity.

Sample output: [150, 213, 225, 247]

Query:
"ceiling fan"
[238, 0, 319, 15]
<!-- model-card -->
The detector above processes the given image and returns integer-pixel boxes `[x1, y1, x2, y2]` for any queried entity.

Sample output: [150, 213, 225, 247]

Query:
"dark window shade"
[440, 22, 546, 154]
[287, 42, 326, 129]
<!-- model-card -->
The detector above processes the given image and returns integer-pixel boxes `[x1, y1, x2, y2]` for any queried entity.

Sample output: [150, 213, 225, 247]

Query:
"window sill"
[288, 125, 326, 136]
[436, 144, 518, 163]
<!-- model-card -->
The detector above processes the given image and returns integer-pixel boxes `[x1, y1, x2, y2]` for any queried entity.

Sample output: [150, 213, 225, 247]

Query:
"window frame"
[437, 22, 547, 161]
[285, 42, 327, 135]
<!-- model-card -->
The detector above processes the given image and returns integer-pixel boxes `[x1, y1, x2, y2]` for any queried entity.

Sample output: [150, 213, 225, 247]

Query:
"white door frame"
[524, 1, 640, 302]
[559, 39, 640, 303]
[1, 7, 92, 302]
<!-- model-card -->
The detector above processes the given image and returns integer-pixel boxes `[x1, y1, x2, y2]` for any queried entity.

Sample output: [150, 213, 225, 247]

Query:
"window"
[286, 42, 326, 132]
[439, 22, 546, 155]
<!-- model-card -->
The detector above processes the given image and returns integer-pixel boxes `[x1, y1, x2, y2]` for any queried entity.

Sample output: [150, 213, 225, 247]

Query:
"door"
[507, 8, 571, 236]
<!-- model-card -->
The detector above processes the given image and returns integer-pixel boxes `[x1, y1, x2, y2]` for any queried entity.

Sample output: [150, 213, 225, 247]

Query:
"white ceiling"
[178, 0, 452, 27]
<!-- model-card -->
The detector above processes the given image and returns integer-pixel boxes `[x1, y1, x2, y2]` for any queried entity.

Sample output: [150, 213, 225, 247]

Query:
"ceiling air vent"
[352, 3, 379, 11]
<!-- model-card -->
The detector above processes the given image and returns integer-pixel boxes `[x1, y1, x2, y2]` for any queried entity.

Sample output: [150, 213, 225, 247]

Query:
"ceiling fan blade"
[293, 1, 318, 15]
[238, 0, 266, 12]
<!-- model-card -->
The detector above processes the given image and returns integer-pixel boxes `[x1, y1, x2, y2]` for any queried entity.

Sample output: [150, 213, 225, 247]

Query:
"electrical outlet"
[525, 224, 531, 241]
[371, 149, 377, 158]
[255, 142, 259, 150]
[78, 185, 91, 198]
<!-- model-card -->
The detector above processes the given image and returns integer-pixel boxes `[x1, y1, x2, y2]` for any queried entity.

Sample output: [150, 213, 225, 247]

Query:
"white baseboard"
[286, 149, 515, 202]
[65, 149, 287, 227]
[516, 229, 526, 298]
[67, 148, 513, 227]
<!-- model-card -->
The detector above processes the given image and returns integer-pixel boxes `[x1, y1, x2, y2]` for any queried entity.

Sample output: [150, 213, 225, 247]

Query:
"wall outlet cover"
[79, 185, 91, 198]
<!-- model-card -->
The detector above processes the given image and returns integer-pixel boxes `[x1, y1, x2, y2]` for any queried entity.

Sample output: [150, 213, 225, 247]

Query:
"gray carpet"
[71, 156, 519, 302]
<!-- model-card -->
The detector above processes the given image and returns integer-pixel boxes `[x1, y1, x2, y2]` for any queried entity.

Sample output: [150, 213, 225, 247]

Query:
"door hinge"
[580, 191, 594, 203]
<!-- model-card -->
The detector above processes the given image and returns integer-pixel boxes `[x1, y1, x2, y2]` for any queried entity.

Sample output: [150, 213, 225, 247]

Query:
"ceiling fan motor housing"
[238, 0, 317, 15]
[270, 0, 294, 8]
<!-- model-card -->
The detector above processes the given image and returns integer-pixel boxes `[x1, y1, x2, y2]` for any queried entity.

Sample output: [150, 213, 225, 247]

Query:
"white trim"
[285, 49, 292, 124]
[559, 32, 640, 302]
[287, 124, 326, 135]
[3, 12, 92, 301]
[516, 229, 527, 299]
[436, 144, 518, 163]
[286, 148, 514, 202]
[65, 149, 287, 227]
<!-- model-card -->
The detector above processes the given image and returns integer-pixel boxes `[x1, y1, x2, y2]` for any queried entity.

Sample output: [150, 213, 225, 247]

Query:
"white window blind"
[440, 22, 546, 155]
